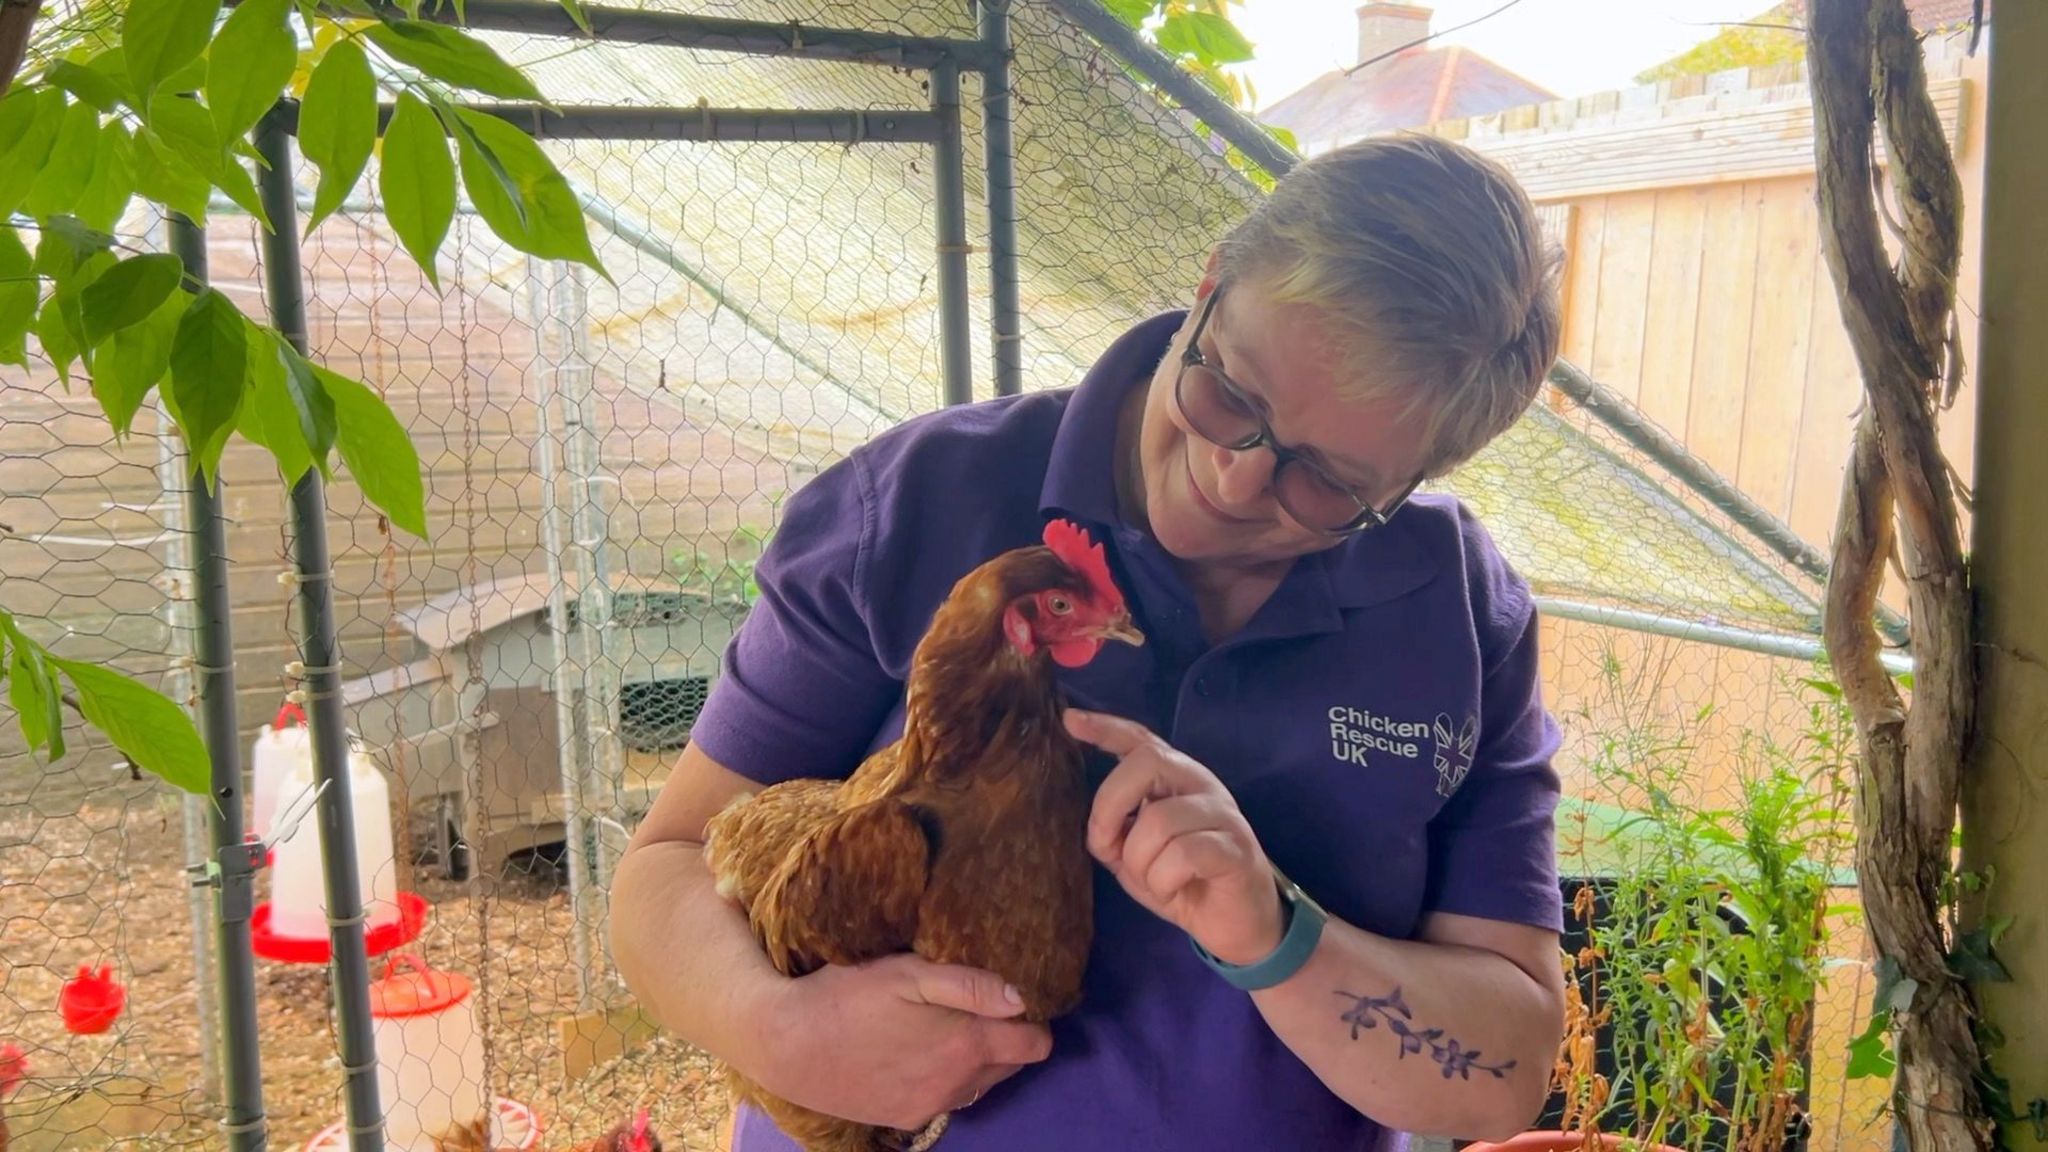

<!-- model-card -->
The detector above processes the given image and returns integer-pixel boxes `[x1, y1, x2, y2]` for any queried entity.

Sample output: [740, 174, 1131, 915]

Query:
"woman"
[612, 132, 1568, 1151]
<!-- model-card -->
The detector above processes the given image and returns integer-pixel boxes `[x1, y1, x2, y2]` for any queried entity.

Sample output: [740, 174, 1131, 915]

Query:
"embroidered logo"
[1432, 713, 1478, 798]
[1327, 705, 1429, 769]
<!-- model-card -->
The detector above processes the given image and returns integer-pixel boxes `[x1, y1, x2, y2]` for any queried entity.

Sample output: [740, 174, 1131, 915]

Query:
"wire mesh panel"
[0, 298, 218, 1144]
[0, 2, 1894, 1149]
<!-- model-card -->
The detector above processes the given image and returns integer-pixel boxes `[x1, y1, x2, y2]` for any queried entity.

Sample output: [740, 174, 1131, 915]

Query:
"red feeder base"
[252, 891, 429, 965]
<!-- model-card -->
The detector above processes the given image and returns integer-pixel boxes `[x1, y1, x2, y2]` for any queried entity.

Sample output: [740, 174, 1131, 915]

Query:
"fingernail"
[1003, 983, 1023, 1005]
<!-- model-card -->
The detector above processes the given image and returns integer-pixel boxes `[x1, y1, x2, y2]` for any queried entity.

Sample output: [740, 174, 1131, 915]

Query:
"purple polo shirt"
[690, 312, 1563, 1152]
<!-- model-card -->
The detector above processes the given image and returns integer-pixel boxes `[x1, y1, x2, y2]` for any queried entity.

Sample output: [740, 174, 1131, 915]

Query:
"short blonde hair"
[1214, 133, 1563, 478]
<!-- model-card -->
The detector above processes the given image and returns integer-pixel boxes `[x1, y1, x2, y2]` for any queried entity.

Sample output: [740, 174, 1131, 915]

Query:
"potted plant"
[1469, 652, 1855, 1152]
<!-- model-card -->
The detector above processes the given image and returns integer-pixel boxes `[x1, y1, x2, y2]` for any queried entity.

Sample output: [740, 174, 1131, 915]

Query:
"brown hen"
[702, 519, 1141, 1152]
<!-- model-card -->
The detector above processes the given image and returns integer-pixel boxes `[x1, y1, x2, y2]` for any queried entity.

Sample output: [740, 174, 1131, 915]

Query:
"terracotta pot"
[1463, 1131, 1686, 1152]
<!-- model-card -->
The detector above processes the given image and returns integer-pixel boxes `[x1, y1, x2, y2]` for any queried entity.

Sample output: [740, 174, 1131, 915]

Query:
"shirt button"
[1195, 677, 1212, 697]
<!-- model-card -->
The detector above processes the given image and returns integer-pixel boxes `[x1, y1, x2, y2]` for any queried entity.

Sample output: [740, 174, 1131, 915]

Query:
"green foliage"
[2, 0, 596, 795]
[1559, 653, 1857, 1152]
[378, 92, 456, 288]
[0, 609, 210, 795]
[1634, 5, 1805, 85]
[298, 39, 377, 233]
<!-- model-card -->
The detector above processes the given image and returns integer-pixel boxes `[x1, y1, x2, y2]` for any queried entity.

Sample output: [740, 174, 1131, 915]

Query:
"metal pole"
[254, 109, 385, 1152]
[525, 256, 599, 1011]
[554, 262, 627, 988]
[1544, 359, 1911, 646]
[1533, 595, 1913, 676]
[275, 100, 945, 144]
[978, 0, 1023, 398]
[156, 302, 221, 1110]
[363, 0, 1004, 71]
[932, 60, 974, 407]
[1043, 0, 1297, 181]
[167, 212, 271, 1152]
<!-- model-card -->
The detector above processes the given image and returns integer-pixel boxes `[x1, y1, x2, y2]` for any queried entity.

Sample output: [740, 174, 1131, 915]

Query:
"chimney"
[1356, 3, 1432, 72]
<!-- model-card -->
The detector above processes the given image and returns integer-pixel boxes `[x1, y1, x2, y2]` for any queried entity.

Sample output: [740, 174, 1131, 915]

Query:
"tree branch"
[0, 0, 39, 99]
[1807, 1, 1992, 1150]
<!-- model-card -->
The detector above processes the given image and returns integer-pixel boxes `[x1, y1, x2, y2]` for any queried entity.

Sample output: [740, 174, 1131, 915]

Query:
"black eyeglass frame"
[1174, 289, 1424, 536]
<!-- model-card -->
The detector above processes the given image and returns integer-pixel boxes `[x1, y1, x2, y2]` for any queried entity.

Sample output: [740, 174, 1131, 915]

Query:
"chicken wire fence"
[0, 1, 1890, 1149]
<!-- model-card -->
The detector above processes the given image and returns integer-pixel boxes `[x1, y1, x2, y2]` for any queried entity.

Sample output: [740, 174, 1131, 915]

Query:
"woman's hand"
[1065, 709, 1285, 966]
[754, 953, 1052, 1130]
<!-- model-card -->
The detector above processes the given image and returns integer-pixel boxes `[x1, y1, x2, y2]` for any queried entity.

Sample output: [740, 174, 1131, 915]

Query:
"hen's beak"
[1093, 612, 1144, 647]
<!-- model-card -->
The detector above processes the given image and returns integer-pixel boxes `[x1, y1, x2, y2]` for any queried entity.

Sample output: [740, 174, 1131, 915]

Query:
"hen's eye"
[1047, 594, 1073, 615]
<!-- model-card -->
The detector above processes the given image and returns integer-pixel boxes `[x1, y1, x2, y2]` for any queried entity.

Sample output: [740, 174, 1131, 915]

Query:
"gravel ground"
[0, 788, 733, 1151]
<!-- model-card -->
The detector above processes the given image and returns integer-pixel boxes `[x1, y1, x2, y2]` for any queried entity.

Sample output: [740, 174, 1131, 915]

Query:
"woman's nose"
[1210, 441, 1278, 507]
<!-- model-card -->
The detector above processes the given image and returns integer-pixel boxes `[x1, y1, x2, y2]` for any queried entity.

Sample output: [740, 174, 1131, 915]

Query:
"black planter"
[1538, 876, 1814, 1152]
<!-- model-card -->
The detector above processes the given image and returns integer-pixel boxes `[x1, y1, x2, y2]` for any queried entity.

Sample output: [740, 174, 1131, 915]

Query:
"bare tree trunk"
[1805, 2, 1993, 1152]
[0, 0, 38, 98]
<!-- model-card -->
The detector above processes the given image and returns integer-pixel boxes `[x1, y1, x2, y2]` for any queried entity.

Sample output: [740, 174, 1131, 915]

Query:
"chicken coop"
[338, 572, 747, 880]
[0, 0, 1974, 1148]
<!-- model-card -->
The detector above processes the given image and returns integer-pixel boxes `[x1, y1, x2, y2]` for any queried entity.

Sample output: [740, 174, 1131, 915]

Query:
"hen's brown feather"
[699, 538, 1131, 1152]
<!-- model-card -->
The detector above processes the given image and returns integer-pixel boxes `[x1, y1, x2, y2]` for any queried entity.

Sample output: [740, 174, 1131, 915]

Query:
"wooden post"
[1963, 1, 2048, 1142]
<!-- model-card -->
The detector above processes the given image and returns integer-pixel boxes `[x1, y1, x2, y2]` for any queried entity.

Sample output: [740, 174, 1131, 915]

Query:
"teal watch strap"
[1191, 870, 1326, 991]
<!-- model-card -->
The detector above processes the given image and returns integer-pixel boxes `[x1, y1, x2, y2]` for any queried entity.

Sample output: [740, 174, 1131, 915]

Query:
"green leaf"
[75, 121, 139, 233]
[1799, 676, 1843, 699]
[81, 254, 184, 346]
[208, 0, 298, 147]
[363, 19, 547, 102]
[453, 107, 603, 274]
[134, 128, 214, 224]
[94, 288, 189, 437]
[322, 366, 428, 538]
[378, 92, 455, 289]
[1950, 927, 2012, 983]
[124, 0, 225, 106]
[147, 91, 224, 176]
[239, 330, 314, 482]
[281, 343, 338, 469]
[45, 58, 129, 112]
[1103, 0, 1153, 28]
[169, 288, 249, 479]
[0, 227, 35, 367]
[557, 0, 592, 35]
[1183, 11, 1255, 64]
[80, 46, 144, 108]
[8, 633, 57, 759]
[1154, 12, 1196, 57]
[213, 154, 273, 231]
[33, 216, 115, 278]
[0, 89, 64, 218]
[298, 39, 376, 233]
[147, 93, 272, 229]
[37, 293, 82, 384]
[48, 656, 211, 795]
[26, 96, 101, 218]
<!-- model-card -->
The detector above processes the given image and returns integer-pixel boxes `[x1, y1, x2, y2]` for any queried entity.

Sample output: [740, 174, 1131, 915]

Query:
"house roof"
[1259, 45, 1556, 148]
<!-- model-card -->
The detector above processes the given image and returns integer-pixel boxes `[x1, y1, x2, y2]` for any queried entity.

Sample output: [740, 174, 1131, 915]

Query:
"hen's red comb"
[1042, 519, 1122, 610]
[0, 1041, 25, 1088]
[629, 1107, 650, 1146]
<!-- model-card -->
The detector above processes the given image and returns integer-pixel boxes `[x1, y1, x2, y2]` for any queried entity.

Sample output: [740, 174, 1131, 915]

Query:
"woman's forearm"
[1248, 920, 1560, 1141]
[609, 838, 788, 1075]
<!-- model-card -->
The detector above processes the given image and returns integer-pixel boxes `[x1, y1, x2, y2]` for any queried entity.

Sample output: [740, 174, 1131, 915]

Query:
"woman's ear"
[1196, 248, 1224, 298]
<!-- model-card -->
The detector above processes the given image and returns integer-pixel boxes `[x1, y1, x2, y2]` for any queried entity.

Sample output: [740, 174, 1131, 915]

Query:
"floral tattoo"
[1334, 987, 1516, 1080]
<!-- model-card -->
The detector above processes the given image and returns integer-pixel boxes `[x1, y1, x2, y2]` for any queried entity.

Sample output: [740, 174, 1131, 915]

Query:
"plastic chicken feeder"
[248, 700, 314, 851]
[58, 963, 126, 1034]
[251, 740, 424, 964]
[368, 953, 490, 1148]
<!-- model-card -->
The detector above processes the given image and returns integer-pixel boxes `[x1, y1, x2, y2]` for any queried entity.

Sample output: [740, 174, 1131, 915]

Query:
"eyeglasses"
[1174, 290, 1422, 536]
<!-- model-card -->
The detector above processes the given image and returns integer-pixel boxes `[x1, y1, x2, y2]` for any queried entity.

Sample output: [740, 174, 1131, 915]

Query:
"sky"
[1230, 0, 1779, 111]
